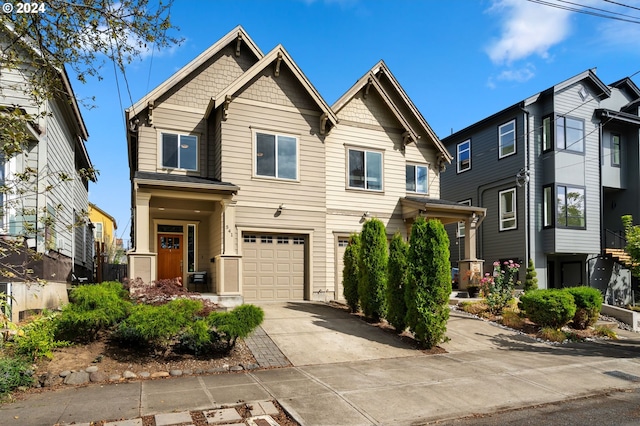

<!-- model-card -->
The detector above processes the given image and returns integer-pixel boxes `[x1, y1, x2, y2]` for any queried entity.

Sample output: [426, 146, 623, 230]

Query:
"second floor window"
[556, 116, 584, 153]
[612, 134, 621, 166]
[162, 133, 198, 170]
[256, 132, 298, 180]
[499, 120, 516, 158]
[499, 188, 516, 231]
[457, 140, 470, 173]
[557, 185, 585, 228]
[406, 164, 428, 194]
[348, 148, 382, 191]
[94, 223, 103, 241]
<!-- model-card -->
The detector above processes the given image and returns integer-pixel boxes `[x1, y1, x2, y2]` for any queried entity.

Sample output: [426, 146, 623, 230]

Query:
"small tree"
[622, 215, 640, 278]
[524, 258, 538, 292]
[386, 232, 408, 332]
[405, 217, 451, 348]
[342, 233, 361, 313]
[358, 218, 388, 322]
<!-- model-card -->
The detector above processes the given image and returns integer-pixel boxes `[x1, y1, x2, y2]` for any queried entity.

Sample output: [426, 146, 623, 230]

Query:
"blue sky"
[75, 0, 640, 246]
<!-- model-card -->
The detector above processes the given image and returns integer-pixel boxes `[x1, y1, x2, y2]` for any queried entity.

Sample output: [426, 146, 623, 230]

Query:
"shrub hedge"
[519, 289, 576, 329]
[564, 286, 603, 329]
[358, 218, 388, 321]
[386, 232, 408, 332]
[342, 233, 361, 313]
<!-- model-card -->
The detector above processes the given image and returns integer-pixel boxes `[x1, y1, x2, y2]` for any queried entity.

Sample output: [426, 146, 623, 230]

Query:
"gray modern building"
[441, 69, 640, 304]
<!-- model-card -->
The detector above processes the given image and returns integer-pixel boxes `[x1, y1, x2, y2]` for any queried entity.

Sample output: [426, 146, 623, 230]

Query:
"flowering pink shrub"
[483, 260, 520, 314]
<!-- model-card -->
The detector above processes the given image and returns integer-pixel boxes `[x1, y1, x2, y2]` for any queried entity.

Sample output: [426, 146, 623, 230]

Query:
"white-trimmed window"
[499, 119, 516, 158]
[406, 164, 428, 194]
[499, 188, 516, 231]
[457, 140, 470, 173]
[94, 222, 103, 241]
[457, 199, 472, 237]
[162, 133, 198, 170]
[612, 134, 621, 166]
[255, 132, 298, 180]
[348, 148, 383, 191]
[556, 185, 585, 228]
[543, 186, 553, 228]
[556, 116, 584, 153]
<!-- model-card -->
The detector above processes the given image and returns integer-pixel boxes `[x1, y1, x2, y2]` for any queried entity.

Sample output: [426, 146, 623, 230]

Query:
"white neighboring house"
[0, 27, 95, 322]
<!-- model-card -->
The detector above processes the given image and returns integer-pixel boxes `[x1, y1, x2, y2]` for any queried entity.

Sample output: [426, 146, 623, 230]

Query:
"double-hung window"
[457, 140, 470, 173]
[556, 116, 584, 153]
[499, 188, 516, 231]
[406, 164, 428, 194]
[256, 132, 298, 180]
[162, 133, 198, 170]
[348, 148, 382, 191]
[556, 185, 585, 228]
[499, 119, 516, 158]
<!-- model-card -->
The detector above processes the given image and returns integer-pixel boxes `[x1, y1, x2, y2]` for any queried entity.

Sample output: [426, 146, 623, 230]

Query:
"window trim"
[159, 131, 199, 171]
[556, 115, 585, 154]
[457, 139, 471, 173]
[457, 199, 472, 238]
[499, 188, 517, 231]
[556, 184, 586, 229]
[405, 163, 429, 195]
[253, 130, 300, 181]
[346, 147, 384, 192]
[543, 185, 554, 228]
[542, 115, 553, 152]
[611, 134, 621, 167]
[498, 119, 516, 159]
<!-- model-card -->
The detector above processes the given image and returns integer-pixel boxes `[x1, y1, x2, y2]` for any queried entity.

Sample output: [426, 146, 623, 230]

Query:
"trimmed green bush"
[0, 356, 34, 397]
[519, 289, 576, 329]
[564, 286, 603, 329]
[358, 218, 388, 321]
[405, 218, 451, 348]
[208, 304, 264, 350]
[56, 282, 132, 341]
[524, 259, 538, 292]
[386, 232, 408, 332]
[178, 319, 213, 354]
[342, 233, 361, 313]
[13, 312, 69, 360]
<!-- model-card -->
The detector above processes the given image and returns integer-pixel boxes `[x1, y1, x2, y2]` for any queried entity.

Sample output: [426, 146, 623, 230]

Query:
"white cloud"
[497, 65, 536, 82]
[486, 0, 572, 64]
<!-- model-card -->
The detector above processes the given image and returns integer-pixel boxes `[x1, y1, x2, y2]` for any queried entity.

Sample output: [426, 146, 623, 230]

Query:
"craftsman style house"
[441, 69, 640, 303]
[1, 26, 94, 321]
[126, 26, 485, 304]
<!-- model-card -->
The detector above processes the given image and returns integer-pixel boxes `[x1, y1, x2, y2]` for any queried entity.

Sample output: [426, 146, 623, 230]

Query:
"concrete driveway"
[258, 302, 418, 366]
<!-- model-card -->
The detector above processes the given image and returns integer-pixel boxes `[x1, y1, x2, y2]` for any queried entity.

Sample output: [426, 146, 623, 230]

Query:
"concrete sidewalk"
[1, 305, 640, 425]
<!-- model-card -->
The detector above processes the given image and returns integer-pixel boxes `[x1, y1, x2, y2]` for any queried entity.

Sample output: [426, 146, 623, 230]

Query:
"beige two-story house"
[126, 26, 485, 305]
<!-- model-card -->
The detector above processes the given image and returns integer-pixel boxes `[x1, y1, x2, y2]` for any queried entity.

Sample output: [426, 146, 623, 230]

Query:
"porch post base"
[127, 252, 157, 285]
[215, 254, 242, 296]
[458, 259, 485, 290]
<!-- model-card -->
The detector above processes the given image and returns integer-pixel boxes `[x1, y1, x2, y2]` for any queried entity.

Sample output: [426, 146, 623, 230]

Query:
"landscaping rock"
[139, 372, 151, 378]
[59, 370, 71, 378]
[85, 366, 99, 373]
[39, 373, 62, 388]
[229, 365, 244, 372]
[64, 371, 90, 385]
[243, 363, 260, 370]
[90, 371, 109, 382]
[169, 369, 183, 376]
[123, 370, 138, 379]
[183, 369, 193, 375]
[151, 372, 170, 378]
[109, 375, 122, 381]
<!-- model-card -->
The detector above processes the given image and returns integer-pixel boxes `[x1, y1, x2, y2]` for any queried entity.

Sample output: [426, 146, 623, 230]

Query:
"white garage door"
[242, 233, 305, 301]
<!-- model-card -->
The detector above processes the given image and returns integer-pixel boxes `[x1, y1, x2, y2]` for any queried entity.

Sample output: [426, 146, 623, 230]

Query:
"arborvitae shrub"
[358, 218, 388, 321]
[564, 286, 603, 329]
[405, 217, 451, 348]
[524, 259, 538, 292]
[519, 289, 576, 329]
[208, 304, 264, 350]
[386, 232, 408, 332]
[342, 233, 361, 313]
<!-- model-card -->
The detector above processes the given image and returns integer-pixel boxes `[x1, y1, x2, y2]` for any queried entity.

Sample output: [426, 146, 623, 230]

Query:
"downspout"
[520, 105, 530, 265]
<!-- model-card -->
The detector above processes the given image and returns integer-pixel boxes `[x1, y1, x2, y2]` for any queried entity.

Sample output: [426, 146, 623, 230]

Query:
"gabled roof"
[206, 44, 338, 130]
[333, 60, 451, 162]
[89, 202, 118, 229]
[609, 76, 640, 99]
[128, 25, 263, 116]
[554, 68, 611, 100]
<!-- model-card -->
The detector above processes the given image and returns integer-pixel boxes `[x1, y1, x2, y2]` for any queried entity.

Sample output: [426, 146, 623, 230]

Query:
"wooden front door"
[157, 234, 182, 280]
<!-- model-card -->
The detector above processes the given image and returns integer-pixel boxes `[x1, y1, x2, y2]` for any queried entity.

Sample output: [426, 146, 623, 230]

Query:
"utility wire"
[526, 0, 640, 24]
[603, 0, 640, 13]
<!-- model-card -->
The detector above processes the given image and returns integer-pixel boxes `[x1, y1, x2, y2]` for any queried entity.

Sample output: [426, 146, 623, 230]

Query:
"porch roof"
[134, 171, 239, 193]
[401, 196, 486, 225]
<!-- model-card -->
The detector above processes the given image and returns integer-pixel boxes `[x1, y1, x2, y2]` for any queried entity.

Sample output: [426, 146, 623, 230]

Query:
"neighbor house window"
[499, 188, 516, 231]
[557, 185, 585, 228]
[499, 119, 516, 158]
[612, 134, 621, 166]
[543, 186, 553, 228]
[457, 199, 472, 237]
[542, 115, 552, 152]
[406, 164, 428, 194]
[457, 140, 471, 173]
[94, 222, 103, 241]
[162, 133, 198, 170]
[556, 116, 584, 153]
[348, 148, 383, 191]
[255, 132, 298, 180]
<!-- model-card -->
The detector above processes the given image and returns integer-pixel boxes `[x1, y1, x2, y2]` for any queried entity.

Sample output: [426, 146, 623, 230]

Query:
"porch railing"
[605, 229, 626, 249]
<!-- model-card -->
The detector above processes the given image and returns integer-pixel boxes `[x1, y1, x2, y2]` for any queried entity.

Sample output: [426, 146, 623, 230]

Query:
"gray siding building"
[441, 69, 640, 303]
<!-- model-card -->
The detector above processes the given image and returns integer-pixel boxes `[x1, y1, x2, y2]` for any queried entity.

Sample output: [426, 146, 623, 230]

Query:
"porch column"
[221, 199, 237, 255]
[128, 191, 156, 284]
[459, 214, 484, 290]
[216, 199, 241, 298]
[464, 216, 478, 260]
[135, 191, 152, 253]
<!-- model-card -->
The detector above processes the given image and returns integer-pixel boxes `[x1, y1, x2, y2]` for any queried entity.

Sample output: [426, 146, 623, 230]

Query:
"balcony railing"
[605, 229, 626, 249]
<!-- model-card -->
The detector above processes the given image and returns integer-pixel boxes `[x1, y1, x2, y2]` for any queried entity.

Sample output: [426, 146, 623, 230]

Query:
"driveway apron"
[256, 302, 418, 366]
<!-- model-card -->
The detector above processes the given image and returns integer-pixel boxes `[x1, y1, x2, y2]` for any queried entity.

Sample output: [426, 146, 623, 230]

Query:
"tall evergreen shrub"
[405, 217, 451, 348]
[342, 233, 361, 313]
[386, 232, 408, 332]
[524, 259, 538, 292]
[358, 218, 388, 321]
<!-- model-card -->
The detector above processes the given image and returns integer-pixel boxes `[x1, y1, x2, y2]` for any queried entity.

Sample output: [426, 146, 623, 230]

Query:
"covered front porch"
[401, 197, 486, 289]
[128, 172, 242, 301]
